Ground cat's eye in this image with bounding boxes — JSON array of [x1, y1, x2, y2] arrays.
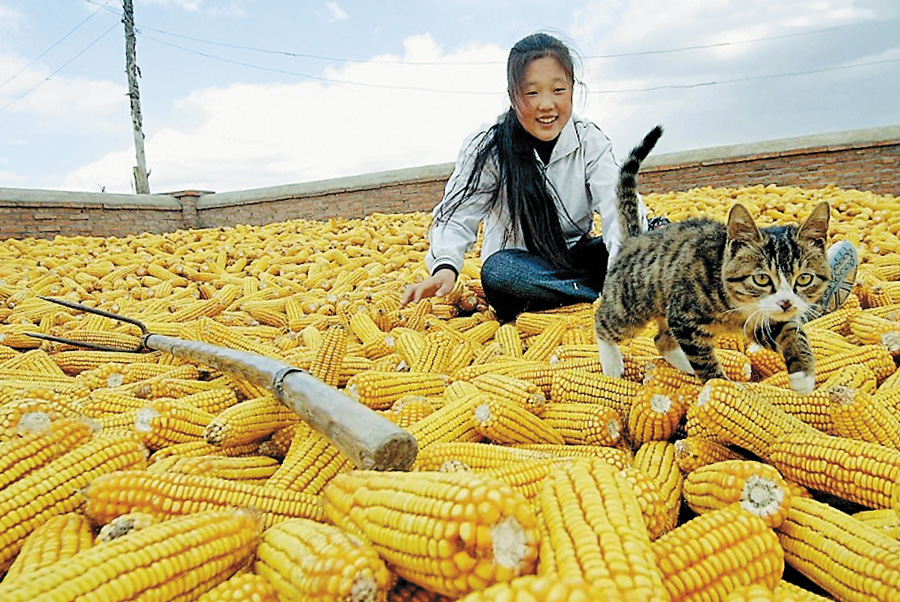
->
[[751, 273, 771, 287], [796, 273, 813, 286]]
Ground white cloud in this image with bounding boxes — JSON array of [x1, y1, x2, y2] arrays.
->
[[0, 55, 126, 123], [64, 34, 510, 193], [323, 2, 348, 22]]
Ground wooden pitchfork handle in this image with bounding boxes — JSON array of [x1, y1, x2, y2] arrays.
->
[[28, 297, 417, 471]]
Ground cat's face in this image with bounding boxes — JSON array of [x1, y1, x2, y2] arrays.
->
[[722, 202, 830, 324]]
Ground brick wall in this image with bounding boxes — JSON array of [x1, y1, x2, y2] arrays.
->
[[0, 125, 896, 240]]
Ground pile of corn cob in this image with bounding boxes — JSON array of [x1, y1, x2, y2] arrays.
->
[[0, 184, 899, 601]]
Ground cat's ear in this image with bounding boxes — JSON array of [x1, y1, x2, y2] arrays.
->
[[798, 202, 830, 248], [726, 203, 762, 246]]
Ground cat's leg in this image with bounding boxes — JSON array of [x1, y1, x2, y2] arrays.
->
[[668, 320, 726, 382], [596, 339, 625, 378], [755, 322, 815, 394], [653, 320, 695, 374], [593, 302, 637, 379]]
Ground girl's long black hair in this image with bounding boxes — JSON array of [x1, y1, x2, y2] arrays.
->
[[434, 33, 584, 270]]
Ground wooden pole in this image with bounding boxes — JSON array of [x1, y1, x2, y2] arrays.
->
[[123, 0, 150, 194]]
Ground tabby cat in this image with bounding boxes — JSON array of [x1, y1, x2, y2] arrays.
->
[[594, 125, 831, 394]]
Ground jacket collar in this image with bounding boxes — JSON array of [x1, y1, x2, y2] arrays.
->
[[548, 115, 579, 164]]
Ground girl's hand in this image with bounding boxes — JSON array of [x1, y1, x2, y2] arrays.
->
[[400, 269, 456, 307]]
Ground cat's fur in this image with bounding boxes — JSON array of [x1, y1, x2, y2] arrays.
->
[[594, 125, 831, 394]]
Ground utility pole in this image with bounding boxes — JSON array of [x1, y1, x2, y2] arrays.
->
[[123, 0, 150, 194]]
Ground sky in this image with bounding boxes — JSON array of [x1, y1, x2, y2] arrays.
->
[[0, 1, 898, 195]]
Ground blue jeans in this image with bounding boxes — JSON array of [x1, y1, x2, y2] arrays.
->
[[480, 236, 608, 322]]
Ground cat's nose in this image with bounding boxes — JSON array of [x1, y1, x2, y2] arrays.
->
[[777, 299, 793, 311]]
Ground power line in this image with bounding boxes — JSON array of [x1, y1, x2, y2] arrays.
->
[[81, 0, 878, 66], [0, 21, 120, 113], [142, 32, 899, 96], [0, 1, 112, 90], [138, 19, 875, 65], [585, 58, 900, 94]]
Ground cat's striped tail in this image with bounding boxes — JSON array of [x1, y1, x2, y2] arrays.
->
[[617, 125, 663, 238]]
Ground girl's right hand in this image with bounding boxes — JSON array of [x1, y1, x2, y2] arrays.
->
[[400, 269, 456, 307]]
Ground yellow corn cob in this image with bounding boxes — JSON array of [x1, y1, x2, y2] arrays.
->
[[81, 389, 149, 417], [803, 304, 858, 334], [769, 431, 900, 509], [539, 402, 622, 446], [773, 581, 833, 602], [323, 469, 539, 597], [521, 318, 568, 362], [349, 311, 395, 359], [642, 359, 703, 390], [627, 381, 684, 446], [512, 442, 635, 469], [149, 439, 260, 463], [266, 427, 352, 494], [94, 511, 161, 543], [135, 397, 215, 450], [849, 310, 900, 354], [652, 505, 783, 601], [822, 362, 878, 394], [472, 373, 547, 415], [346, 370, 448, 410], [687, 379, 817, 460], [829, 384, 900, 448], [413, 441, 558, 471], [193, 316, 285, 360], [403, 391, 485, 450], [494, 323, 524, 357], [549, 368, 642, 417], [195, 572, 279, 602], [472, 395, 565, 445], [2, 349, 73, 376], [778, 497, 900, 602], [385, 394, 436, 428], [255, 517, 393, 602], [502, 359, 599, 397], [3, 513, 94, 582], [764, 344, 896, 388], [43, 328, 142, 353], [85, 469, 322, 528], [256, 422, 299, 458], [394, 329, 426, 365], [683, 459, 793, 527], [51, 349, 163, 375], [743, 383, 834, 434], [175, 386, 239, 414], [0, 432, 147, 571], [0, 416, 95, 490], [204, 395, 300, 447], [851, 508, 900, 540], [309, 324, 348, 387], [633, 440, 684, 534], [452, 357, 539, 382], [674, 436, 748, 473], [409, 330, 453, 373], [148, 454, 280, 483], [620, 465, 668, 541], [0, 510, 260, 602], [454, 575, 629, 602], [537, 458, 667, 600]]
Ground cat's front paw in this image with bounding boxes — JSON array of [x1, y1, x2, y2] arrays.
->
[[789, 371, 815, 395], [597, 340, 624, 378]]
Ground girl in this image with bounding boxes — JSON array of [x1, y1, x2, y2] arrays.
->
[[401, 32, 641, 322], [401, 32, 857, 323]]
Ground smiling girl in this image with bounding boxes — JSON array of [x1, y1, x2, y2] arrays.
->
[[401, 32, 651, 321]]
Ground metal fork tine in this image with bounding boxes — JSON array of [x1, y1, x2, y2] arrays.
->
[[24, 331, 144, 353], [38, 296, 149, 336]]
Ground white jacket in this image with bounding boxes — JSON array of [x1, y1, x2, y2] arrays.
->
[[426, 114, 648, 275]]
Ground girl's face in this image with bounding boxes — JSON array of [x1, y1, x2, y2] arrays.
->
[[512, 56, 573, 142]]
